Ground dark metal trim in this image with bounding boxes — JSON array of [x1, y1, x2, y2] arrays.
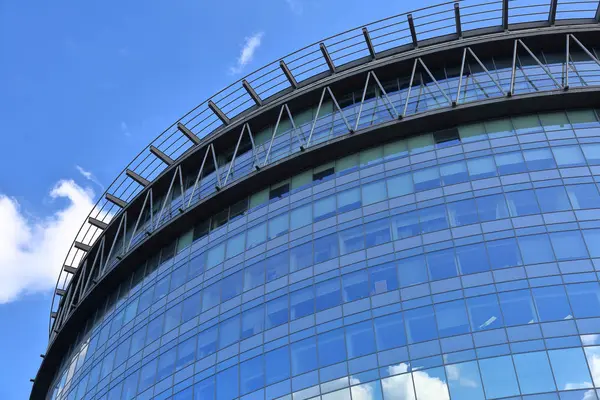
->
[[280, 60, 298, 89], [549, 0, 558, 25], [320, 43, 336, 73], [242, 79, 263, 106], [150, 145, 174, 166], [105, 193, 127, 208], [408, 14, 418, 47], [125, 169, 150, 187], [454, 3, 462, 38], [88, 217, 108, 230], [363, 27, 376, 59], [177, 122, 201, 145], [502, 0, 509, 30], [63, 265, 77, 275], [73, 242, 91, 252], [208, 100, 230, 125]]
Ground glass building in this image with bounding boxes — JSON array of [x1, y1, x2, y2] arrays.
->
[[32, 1, 600, 399]]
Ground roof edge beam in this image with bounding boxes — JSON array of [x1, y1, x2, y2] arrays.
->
[[63, 265, 77, 274], [454, 3, 462, 38], [74, 241, 91, 252], [320, 43, 336, 73], [150, 145, 174, 166], [106, 193, 127, 208], [502, 0, 509, 30], [177, 122, 201, 145], [408, 14, 418, 47], [362, 27, 376, 59], [549, 0, 558, 25], [126, 169, 150, 187], [242, 79, 263, 106], [208, 100, 230, 125], [88, 217, 108, 230], [280, 60, 298, 89]]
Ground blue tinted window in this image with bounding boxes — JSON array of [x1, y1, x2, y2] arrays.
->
[[266, 251, 289, 282], [364, 218, 391, 247], [216, 365, 238, 400], [398, 255, 428, 287], [291, 337, 317, 375], [536, 186, 572, 212], [435, 300, 470, 337], [226, 233, 245, 259], [495, 152, 526, 175], [176, 337, 196, 371], [369, 262, 398, 294], [532, 286, 573, 322], [316, 278, 341, 311], [244, 260, 264, 291], [413, 166, 440, 191], [202, 282, 220, 312], [339, 226, 365, 255], [342, 269, 369, 302], [314, 234, 339, 263], [506, 190, 540, 216], [387, 174, 414, 198], [290, 242, 313, 272], [219, 315, 240, 349], [240, 355, 264, 395], [467, 156, 497, 179], [498, 289, 538, 326], [518, 234, 555, 264], [583, 229, 600, 258], [447, 199, 478, 227], [317, 328, 346, 367], [374, 312, 406, 350], [478, 356, 519, 399], [246, 222, 266, 249], [291, 286, 314, 320], [242, 305, 264, 339], [268, 213, 289, 240], [391, 211, 420, 239], [197, 325, 218, 358], [440, 161, 469, 185], [456, 243, 490, 274], [566, 283, 600, 318], [553, 145, 586, 167], [566, 184, 600, 209], [476, 194, 509, 222], [337, 187, 362, 212], [266, 295, 288, 328], [346, 320, 376, 358], [291, 204, 312, 229], [524, 147, 556, 171], [548, 348, 593, 391], [446, 361, 485, 400], [221, 271, 243, 301], [265, 346, 290, 385], [487, 237, 522, 269], [427, 248, 458, 281], [419, 205, 448, 233], [138, 357, 158, 393], [405, 306, 438, 343], [582, 143, 600, 165], [362, 180, 387, 205], [466, 294, 503, 330], [181, 292, 201, 323], [314, 196, 336, 221], [157, 347, 176, 381], [550, 230, 588, 260]]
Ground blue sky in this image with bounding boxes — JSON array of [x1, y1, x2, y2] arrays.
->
[[0, 0, 433, 398]]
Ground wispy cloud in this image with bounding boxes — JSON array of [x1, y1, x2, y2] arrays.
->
[[285, 0, 303, 15], [120, 121, 131, 136], [76, 165, 104, 191], [229, 32, 264, 75], [0, 181, 96, 303]]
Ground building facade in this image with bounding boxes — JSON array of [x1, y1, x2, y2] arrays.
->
[[32, 1, 600, 399]]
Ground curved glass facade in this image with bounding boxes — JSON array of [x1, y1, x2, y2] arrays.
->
[[50, 109, 600, 400]]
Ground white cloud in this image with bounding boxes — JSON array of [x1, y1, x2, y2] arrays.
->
[[0, 180, 95, 303], [120, 121, 131, 136], [229, 32, 264, 75], [285, 0, 304, 15], [76, 165, 104, 191]]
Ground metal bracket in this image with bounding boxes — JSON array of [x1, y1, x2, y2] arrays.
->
[[126, 169, 150, 187], [208, 100, 230, 125], [454, 3, 462, 38], [177, 122, 201, 145], [320, 43, 336, 73], [280, 60, 298, 89], [362, 27, 376, 59], [243, 79, 262, 106], [150, 145, 174, 166], [408, 14, 418, 47]]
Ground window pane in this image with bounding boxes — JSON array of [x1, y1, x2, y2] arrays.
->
[[387, 174, 414, 198], [440, 161, 469, 185], [487, 237, 523, 269], [290, 242, 313, 272], [435, 300, 469, 337], [318, 328, 346, 367], [446, 361, 485, 400], [291, 337, 317, 375], [370, 262, 398, 294], [364, 218, 391, 248], [362, 180, 387, 205], [391, 211, 420, 239], [243, 261, 264, 291], [337, 187, 361, 213], [291, 204, 312, 230], [342, 269, 369, 302], [221, 271, 242, 301], [265, 346, 290, 385], [266, 250, 289, 282], [419, 205, 448, 233], [374, 312, 406, 351], [316, 278, 341, 311], [532, 285, 572, 322], [197, 326, 217, 358], [476, 194, 509, 222], [549, 230, 588, 261], [582, 143, 600, 165], [458, 123, 487, 142], [339, 226, 365, 255], [513, 352, 556, 395], [226, 233, 245, 259], [518, 234, 555, 264], [498, 289, 538, 326], [291, 286, 314, 320], [413, 167, 441, 191], [553, 145, 586, 167], [240, 355, 264, 395], [495, 152, 526, 175], [218, 315, 240, 349], [266, 295, 288, 328], [314, 196, 336, 221], [535, 186, 572, 213], [566, 283, 600, 318], [583, 229, 600, 258], [405, 306, 438, 343], [268, 213, 289, 240], [566, 184, 600, 209], [216, 365, 238, 400], [478, 356, 520, 399], [382, 372, 414, 400], [242, 305, 264, 339], [524, 147, 556, 171], [506, 190, 540, 216], [206, 243, 225, 269], [467, 156, 497, 179], [346, 320, 376, 358], [447, 199, 478, 227], [456, 243, 490, 275], [548, 348, 593, 391], [314, 234, 339, 263], [466, 294, 503, 331], [513, 114, 542, 134], [414, 367, 450, 400], [398, 255, 428, 287], [427, 248, 458, 281]]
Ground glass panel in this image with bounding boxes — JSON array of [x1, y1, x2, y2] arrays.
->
[[291, 204, 312, 230], [447, 199, 478, 227], [226, 233, 245, 259], [291, 337, 317, 375], [374, 312, 406, 351], [290, 242, 313, 272], [392, 210, 420, 239], [342, 269, 369, 302], [216, 365, 238, 400], [206, 243, 225, 269], [506, 190, 540, 216], [467, 156, 497, 179], [553, 145, 586, 167], [243, 261, 264, 291], [582, 143, 600, 164], [405, 306, 438, 344], [266, 295, 288, 328], [478, 356, 520, 398], [242, 305, 264, 339], [290, 286, 314, 320], [240, 355, 264, 395], [536, 186, 572, 213], [549, 230, 588, 261], [548, 348, 593, 390], [370, 262, 398, 294], [363, 180, 387, 205], [513, 351, 556, 394], [440, 161, 469, 185], [435, 300, 470, 337], [265, 346, 290, 385], [518, 234, 555, 264], [387, 174, 414, 198], [532, 285, 573, 322], [268, 213, 289, 240], [318, 328, 347, 367], [413, 167, 441, 191], [458, 123, 487, 142], [583, 229, 600, 258], [398, 255, 428, 287], [314, 234, 339, 263], [414, 367, 450, 400], [566, 283, 600, 318], [338, 187, 361, 213], [339, 226, 365, 255], [487, 237, 523, 270], [495, 152, 526, 175], [314, 195, 336, 221], [524, 147, 557, 171], [567, 184, 600, 209], [419, 205, 448, 233], [456, 243, 490, 275], [446, 361, 485, 400], [266, 250, 289, 282], [427, 248, 458, 281], [476, 194, 509, 222], [498, 289, 538, 326], [346, 320, 376, 358], [365, 218, 391, 248], [316, 278, 341, 312]]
